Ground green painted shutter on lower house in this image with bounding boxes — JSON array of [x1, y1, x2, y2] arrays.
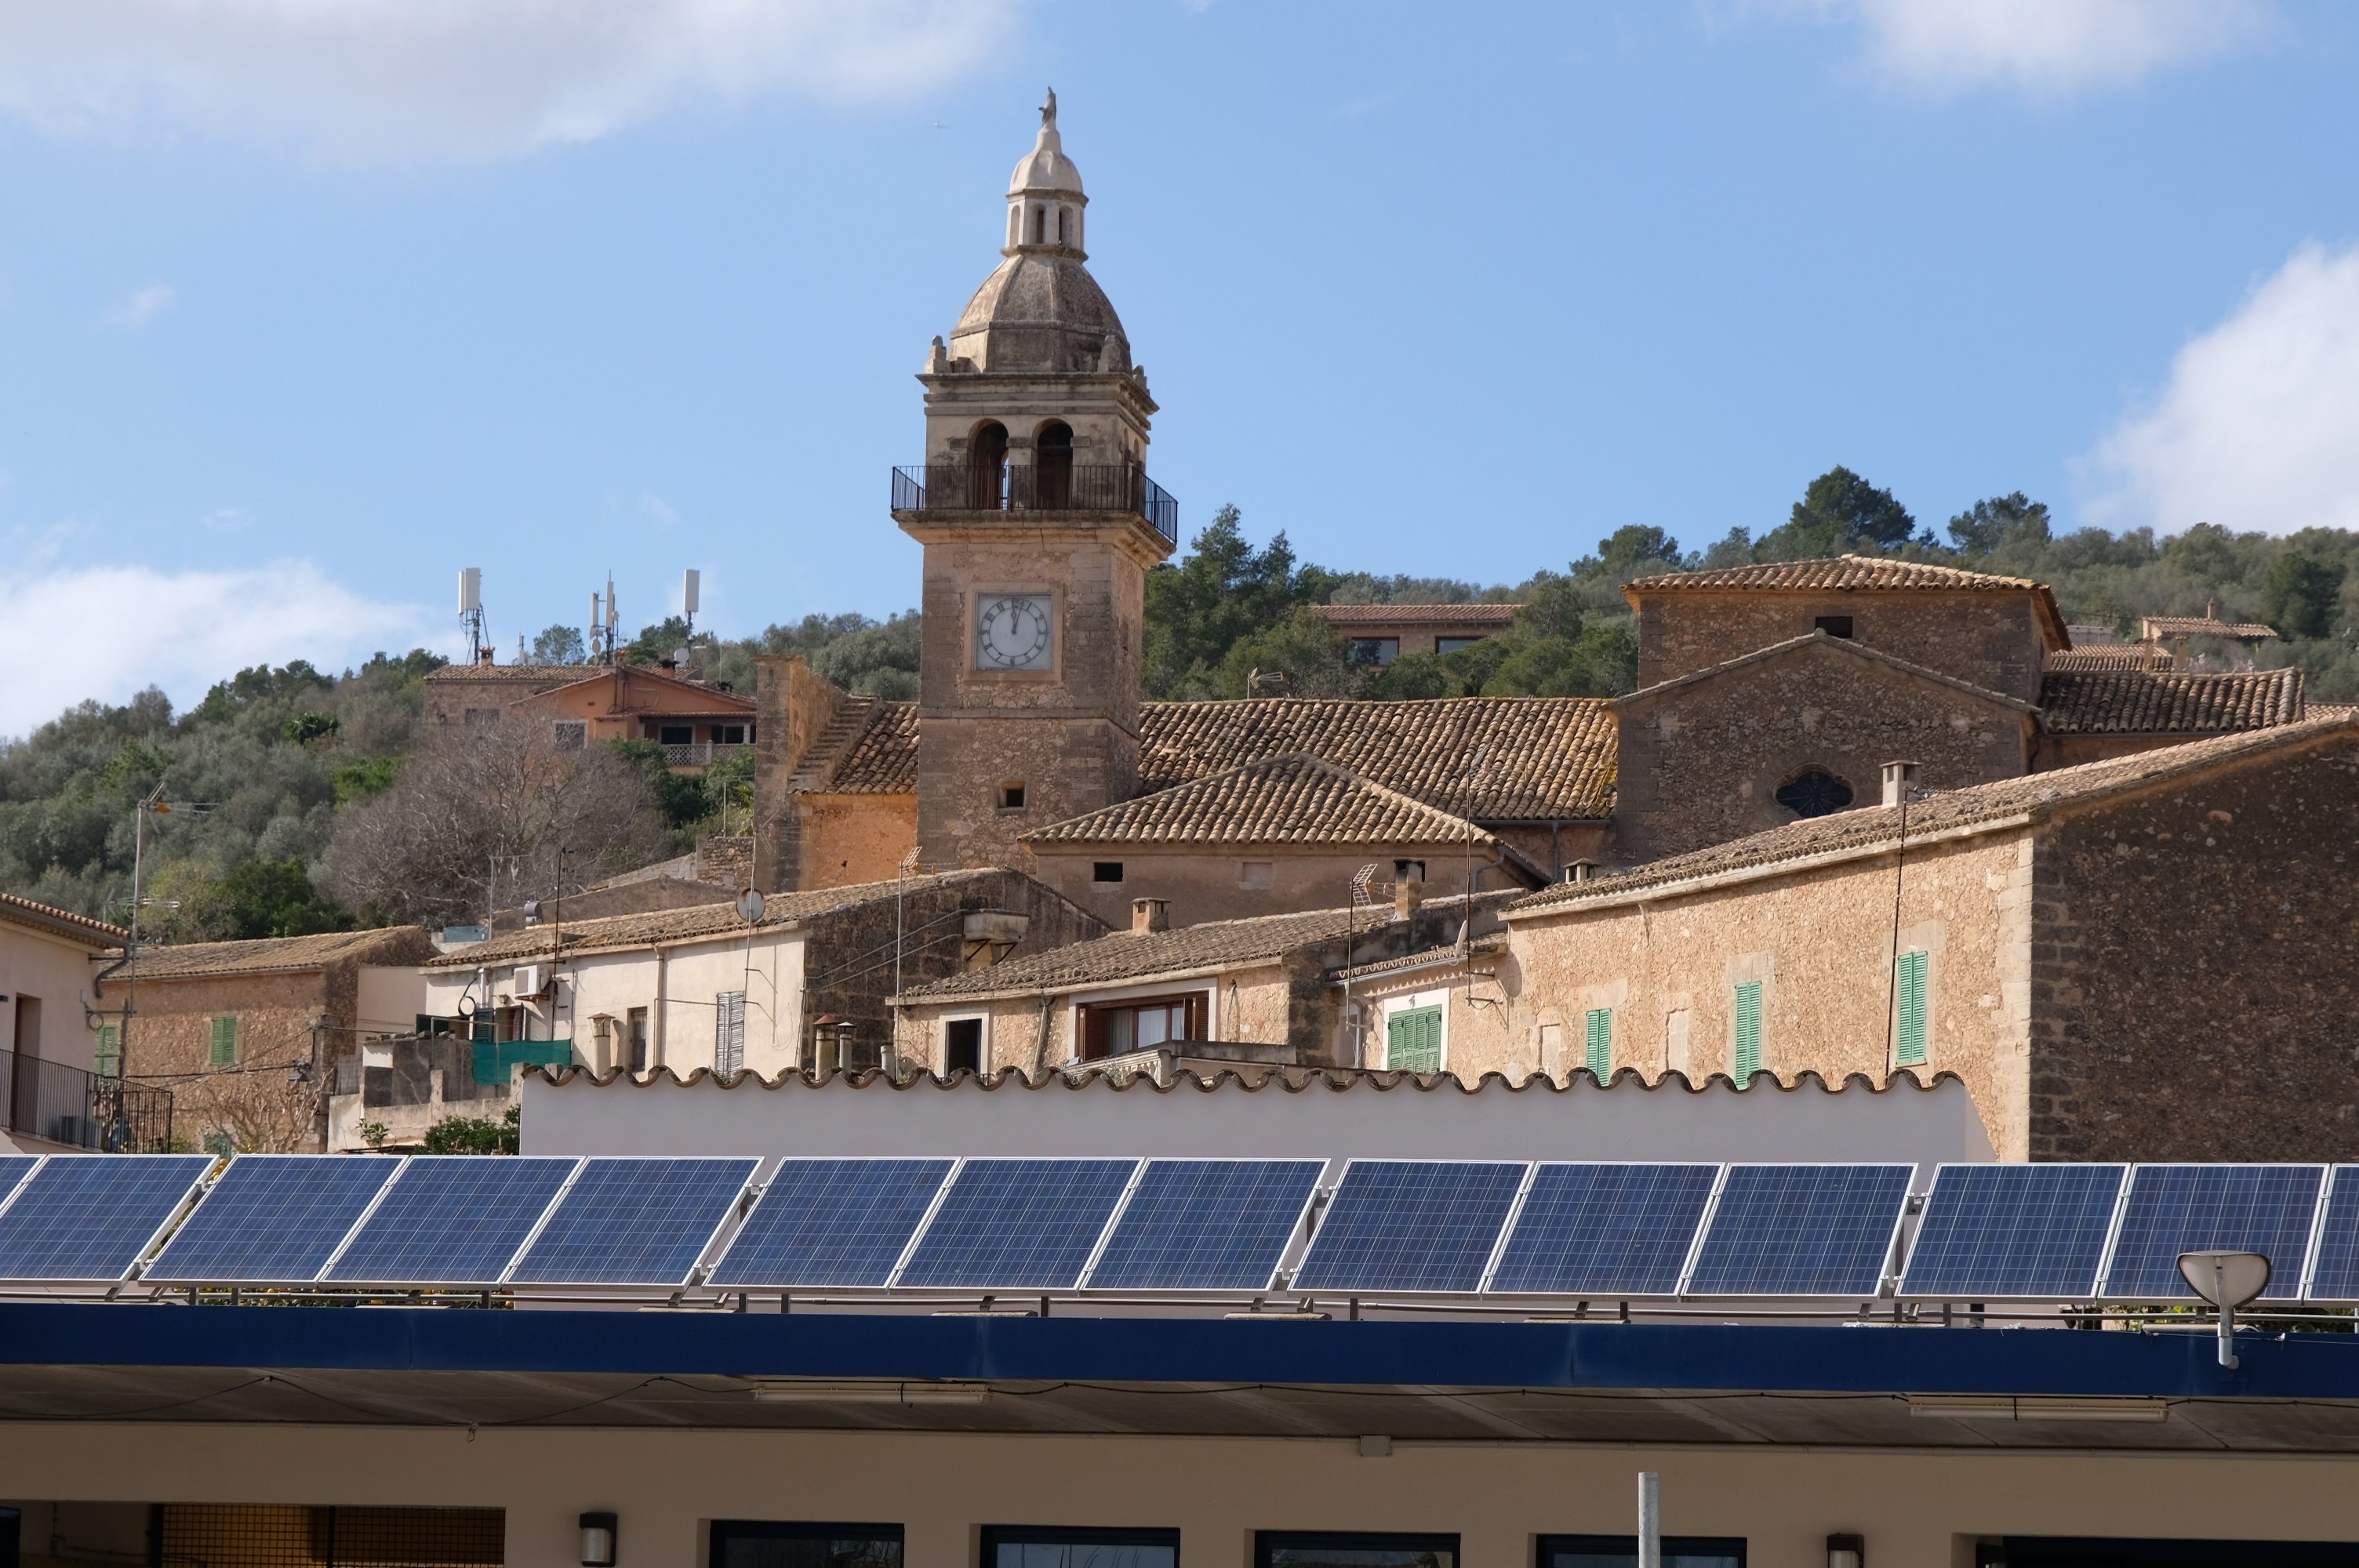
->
[[94, 1024, 120, 1080], [1896, 949, 1930, 1067], [207, 1015, 238, 1070], [1583, 1007, 1613, 1081], [1387, 1005, 1444, 1073], [1732, 982, 1763, 1086]]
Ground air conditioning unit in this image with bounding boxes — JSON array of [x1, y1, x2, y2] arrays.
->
[[511, 964, 550, 999]]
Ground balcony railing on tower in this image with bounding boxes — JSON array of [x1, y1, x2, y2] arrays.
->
[[892, 463, 1179, 544]]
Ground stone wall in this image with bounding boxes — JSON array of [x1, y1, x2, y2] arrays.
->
[[1028, 840, 1532, 931], [2026, 728, 2359, 1160], [1613, 637, 2033, 862], [800, 795, 920, 890], [751, 655, 849, 894], [128, 967, 337, 1152], [1634, 590, 2051, 704]]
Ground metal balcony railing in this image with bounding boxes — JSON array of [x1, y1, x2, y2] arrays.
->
[[661, 741, 754, 768], [892, 463, 1179, 543], [0, 1046, 175, 1152]]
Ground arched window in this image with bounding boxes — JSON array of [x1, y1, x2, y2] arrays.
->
[[1034, 421, 1074, 509], [1774, 768, 1856, 819], [1057, 206, 1069, 244], [968, 422, 1009, 510], [1031, 206, 1045, 244]]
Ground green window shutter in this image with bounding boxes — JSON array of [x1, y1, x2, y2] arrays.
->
[[1732, 982, 1763, 1087], [94, 1024, 121, 1080], [1583, 1007, 1614, 1081], [1387, 1005, 1443, 1073], [1896, 949, 1930, 1067], [208, 1015, 238, 1070]]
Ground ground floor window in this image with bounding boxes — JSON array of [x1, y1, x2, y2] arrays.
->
[[1258, 1533, 1458, 1568], [709, 1520, 903, 1568], [985, 1525, 1181, 1568], [1540, 1536, 1745, 1568], [156, 1504, 503, 1567]]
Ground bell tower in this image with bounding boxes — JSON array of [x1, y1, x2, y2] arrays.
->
[[894, 91, 1177, 870]]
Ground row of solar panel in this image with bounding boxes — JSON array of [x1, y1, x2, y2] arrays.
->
[[0, 1154, 2353, 1301]]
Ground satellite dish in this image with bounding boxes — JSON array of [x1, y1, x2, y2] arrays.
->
[[735, 888, 766, 924]]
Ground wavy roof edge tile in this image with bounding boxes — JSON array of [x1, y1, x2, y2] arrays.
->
[[529, 1062, 1970, 1096]]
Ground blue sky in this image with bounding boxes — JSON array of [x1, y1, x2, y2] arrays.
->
[[4, 0, 2359, 734]]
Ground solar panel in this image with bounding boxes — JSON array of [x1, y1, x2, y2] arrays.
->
[[507, 1156, 759, 1286], [894, 1158, 1138, 1290], [1683, 1164, 1913, 1298], [0, 1154, 214, 1282], [146, 1156, 402, 1283], [322, 1156, 583, 1285], [2303, 1167, 2359, 1302], [708, 1157, 955, 1289], [0, 1156, 38, 1209], [1485, 1163, 1719, 1297], [2100, 1163, 2321, 1301], [1082, 1158, 1325, 1291], [1899, 1163, 2127, 1300], [1291, 1160, 1529, 1294]]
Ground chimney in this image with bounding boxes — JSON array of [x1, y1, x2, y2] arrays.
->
[[1881, 760, 1920, 809], [1565, 860, 1599, 884], [1130, 898, 1169, 935], [1393, 869, 1424, 921]]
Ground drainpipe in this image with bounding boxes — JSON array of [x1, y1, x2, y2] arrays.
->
[[652, 947, 669, 1072]]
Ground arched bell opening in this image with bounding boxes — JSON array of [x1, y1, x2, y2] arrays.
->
[[1034, 421, 1074, 509], [967, 422, 1009, 510]]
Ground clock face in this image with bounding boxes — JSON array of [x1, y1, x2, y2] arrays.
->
[[975, 593, 1055, 670]]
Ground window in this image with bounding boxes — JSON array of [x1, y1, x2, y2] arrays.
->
[[999, 782, 1027, 810], [1539, 1535, 1745, 1568], [1896, 949, 1930, 1066], [715, 992, 747, 1075], [1259, 1533, 1457, 1568], [1387, 1004, 1444, 1073], [1031, 205, 1045, 243], [1583, 1007, 1613, 1080], [943, 1017, 983, 1075], [94, 1023, 120, 1079], [709, 1522, 903, 1568], [1435, 636, 1483, 655], [1732, 980, 1763, 1085], [208, 1014, 238, 1070], [718, 724, 747, 744], [659, 724, 694, 746], [1346, 637, 1401, 667], [551, 720, 587, 750], [1774, 768, 1855, 818], [627, 1007, 649, 1073], [1814, 615, 1855, 640], [1092, 862, 1125, 884], [1240, 860, 1274, 889], [1078, 993, 1207, 1059], [463, 707, 500, 727], [987, 1526, 1179, 1568]]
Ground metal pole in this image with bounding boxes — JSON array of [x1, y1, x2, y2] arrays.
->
[[1637, 1472, 1661, 1568]]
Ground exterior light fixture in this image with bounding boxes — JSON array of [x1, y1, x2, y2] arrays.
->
[[2179, 1250, 2270, 1370], [1827, 1534, 1864, 1568], [579, 1512, 616, 1567]]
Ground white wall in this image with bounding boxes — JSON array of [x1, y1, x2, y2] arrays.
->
[[0, 922, 104, 1072], [354, 965, 428, 1038]]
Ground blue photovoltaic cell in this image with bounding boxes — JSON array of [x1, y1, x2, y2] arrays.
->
[[709, 1158, 955, 1288], [323, 1156, 582, 1284], [147, 1156, 401, 1283], [1899, 1164, 2127, 1299], [2304, 1167, 2359, 1302], [1084, 1159, 1325, 1291], [2101, 1163, 2321, 1301], [507, 1156, 759, 1286], [1291, 1160, 1528, 1294], [1684, 1164, 1913, 1297], [0, 1154, 213, 1281], [1486, 1163, 1719, 1297], [895, 1158, 1137, 1290], [0, 1156, 37, 1208]]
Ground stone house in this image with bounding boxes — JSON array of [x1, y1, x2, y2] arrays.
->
[[504, 664, 756, 773], [0, 891, 129, 1152], [1307, 601, 1520, 663], [892, 888, 1518, 1079], [109, 927, 437, 1152], [1502, 713, 2359, 1163], [418, 661, 580, 730]]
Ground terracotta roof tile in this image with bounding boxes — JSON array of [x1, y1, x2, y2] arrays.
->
[[2143, 615, 2278, 640], [818, 701, 919, 793], [1513, 713, 2359, 914], [2038, 669, 2303, 734], [1623, 554, 2070, 648], [1307, 604, 1521, 626], [0, 891, 126, 948], [421, 664, 581, 684], [118, 926, 436, 979], [2046, 646, 2167, 672], [1023, 753, 1500, 848]]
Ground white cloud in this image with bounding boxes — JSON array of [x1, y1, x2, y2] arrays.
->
[[2084, 244, 2359, 537], [1777, 0, 2272, 94], [0, 0, 1013, 162], [107, 282, 176, 328], [0, 557, 434, 737]]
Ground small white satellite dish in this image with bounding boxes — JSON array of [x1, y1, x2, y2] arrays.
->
[[2179, 1250, 2270, 1369], [735, 888, 766, 925]]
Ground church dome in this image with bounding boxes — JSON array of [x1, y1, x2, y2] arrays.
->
[[949, 252, 1128, 375]]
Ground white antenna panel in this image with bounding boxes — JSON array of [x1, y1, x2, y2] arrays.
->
[[682, 568, 701, 616], [458, 567, 482, 614]]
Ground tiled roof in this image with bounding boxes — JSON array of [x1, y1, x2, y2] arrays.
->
[[425, 869, 1009, 967], [899, 892, 1514, 1004], [118, 926, 436, 979], [2314, 703, 2359, 721], [421, 664, 581, 684], [1308, 604, 1521, 626], [820, 701, 920, 793], [0, 890, 125, 948], [1023, 753, 1499, 848], [2047, 645, 2165, 672], [1513, 713, 2359, 915], [520, 666, 754, 716], [2144, 615, 2277, 640], [1331, 935, 1507, 982], [1623, 554, 2070, 648], [1139, 698, 1617, 820], [2038, 669, 2303, 734]]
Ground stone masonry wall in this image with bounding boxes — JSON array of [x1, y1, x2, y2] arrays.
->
[[801, 795, 920, 890], [129, 967, 338, 1152], [1634, 591, 2050, 705], [1028, 841, 1531, 931], [2026, 731, 2359, 1160]]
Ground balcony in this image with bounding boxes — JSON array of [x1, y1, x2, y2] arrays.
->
[[662, 740, 754, 768], [1, 1046, 175, 1152], [892, 463, 1179, 543]]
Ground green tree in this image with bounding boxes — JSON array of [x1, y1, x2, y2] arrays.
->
[[532, 624, 586, 665], [2264, 553, 2349, 641], [216, 858, 352, 939], [281, 712, 340, 746], [1947, 492, 2051, 557], [1574, 525, 1684, 580], [422, 1104, 520, 1154], [1757, 466, 1917, 560], [627, 615, 693, 666], [1143, 506, 1332, 697]]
